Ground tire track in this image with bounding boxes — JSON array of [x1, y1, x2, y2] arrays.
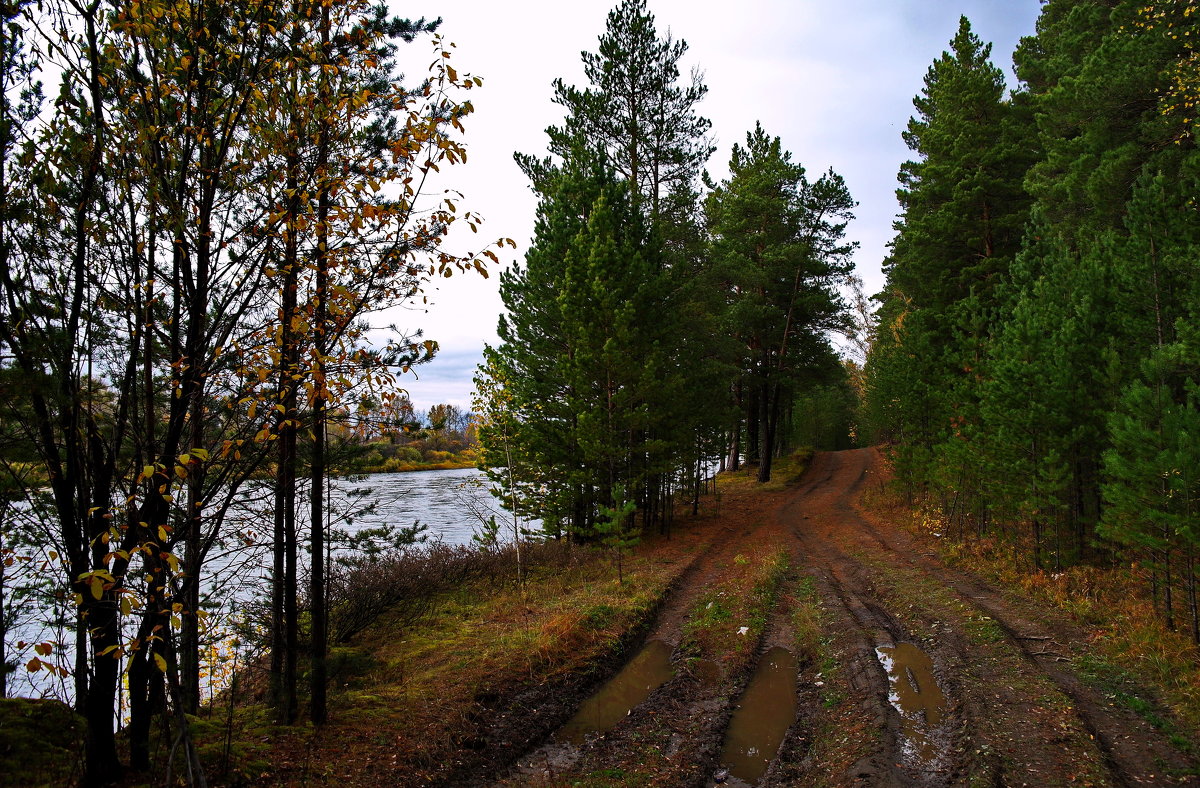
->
[[782, 451, 961, 786], [862, 515, 1199, 786], [493, 494, 778, 786], [807, 448, 1200, 787]]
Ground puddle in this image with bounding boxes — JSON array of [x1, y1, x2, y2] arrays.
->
[[875, 642, 948, 765], [557, 639, 674, 744], [693, 658, 721, 686], [720, 646, 798, 785]]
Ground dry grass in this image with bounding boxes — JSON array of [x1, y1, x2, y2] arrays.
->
[[182, 457, 816, 786], [187, 506, 725, 785], [310, 544, 679, 782]]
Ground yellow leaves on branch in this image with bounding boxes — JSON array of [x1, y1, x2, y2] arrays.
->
[[23, 640, 69, 678], [77, 569, 117, 601]]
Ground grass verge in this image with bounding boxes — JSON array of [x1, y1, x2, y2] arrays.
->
[[183, 539, 685, 786]]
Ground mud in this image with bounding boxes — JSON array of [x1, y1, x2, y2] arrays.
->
[[473, 449, 1200, 787], [875, 641, 947, 767], [557, 639, 675, 744]]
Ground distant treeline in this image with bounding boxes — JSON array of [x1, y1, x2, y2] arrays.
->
[[354, 402, 479, 472]]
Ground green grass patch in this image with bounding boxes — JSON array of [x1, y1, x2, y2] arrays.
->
[[1076, 653, 1199, 761], [716, 449, 814, 494], [791, 574, 824, 663], [682, 546, 789, 668]]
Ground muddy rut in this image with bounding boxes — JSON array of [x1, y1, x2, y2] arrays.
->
[[489, 449, 1200, 786]]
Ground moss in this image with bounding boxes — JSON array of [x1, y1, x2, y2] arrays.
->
[[327, 647, 379, 688], [0, 698, 85, 788]]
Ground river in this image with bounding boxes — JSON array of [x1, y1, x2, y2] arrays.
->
[[3, 468, 520, 703], [333, 466, 516, 547]]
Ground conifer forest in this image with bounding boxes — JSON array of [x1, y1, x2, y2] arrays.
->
[[3, 0, 1200, 786]]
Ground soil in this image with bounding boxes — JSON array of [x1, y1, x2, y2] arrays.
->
[[471, 449, 1200, 787]]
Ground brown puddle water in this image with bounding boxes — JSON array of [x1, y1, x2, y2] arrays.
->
[[557, 639, 675, 744], [719, 646, 798, 785], [874, 642, 947, 765], [693, 658, 722, 687]]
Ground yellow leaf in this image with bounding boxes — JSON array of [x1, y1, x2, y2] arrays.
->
[[153, 653, 167, 673], [89, 577, 104, 600], [120, 595, 132, 616]]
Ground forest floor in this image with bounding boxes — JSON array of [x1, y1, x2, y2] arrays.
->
[[179, 448, 1200, 787]]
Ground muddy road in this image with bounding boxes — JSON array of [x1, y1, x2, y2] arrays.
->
[[490, 448, 1200, 787]]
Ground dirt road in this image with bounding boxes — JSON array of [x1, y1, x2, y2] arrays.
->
[[492, 449, 1200, 786], [783, 449, 1200, 786]]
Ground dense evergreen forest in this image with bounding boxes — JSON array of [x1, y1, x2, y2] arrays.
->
[[3, 0, 1200, 783], [864, 2, 1200, 640]]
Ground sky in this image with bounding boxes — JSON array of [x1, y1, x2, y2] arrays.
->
[[387, 0, 1044, 414]]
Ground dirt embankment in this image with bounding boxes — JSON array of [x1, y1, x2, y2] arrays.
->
[[487, 449, 1200, 787]]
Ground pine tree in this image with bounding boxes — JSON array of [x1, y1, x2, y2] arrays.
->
[[705, 124, 854, 482], [494, 0, 719, 532], [1014, 0, 1186, 247], [480, 156, 671, 538], [517, 0, 712, 225], [868, 16, 1032, 509], [1100, 155, 1200, 633]]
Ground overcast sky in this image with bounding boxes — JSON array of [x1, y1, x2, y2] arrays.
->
[[387, 0, 1044, 414]]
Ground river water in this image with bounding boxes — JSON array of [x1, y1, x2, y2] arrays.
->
[[4, 468, 517, 702], [333, 467, 514, 546]]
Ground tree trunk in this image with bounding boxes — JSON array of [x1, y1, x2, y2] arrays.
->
[[757, 381, 780, 484], [272, 147, 301, 725], [746, 384, 760, 466], [310, 26, 331, 722]]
